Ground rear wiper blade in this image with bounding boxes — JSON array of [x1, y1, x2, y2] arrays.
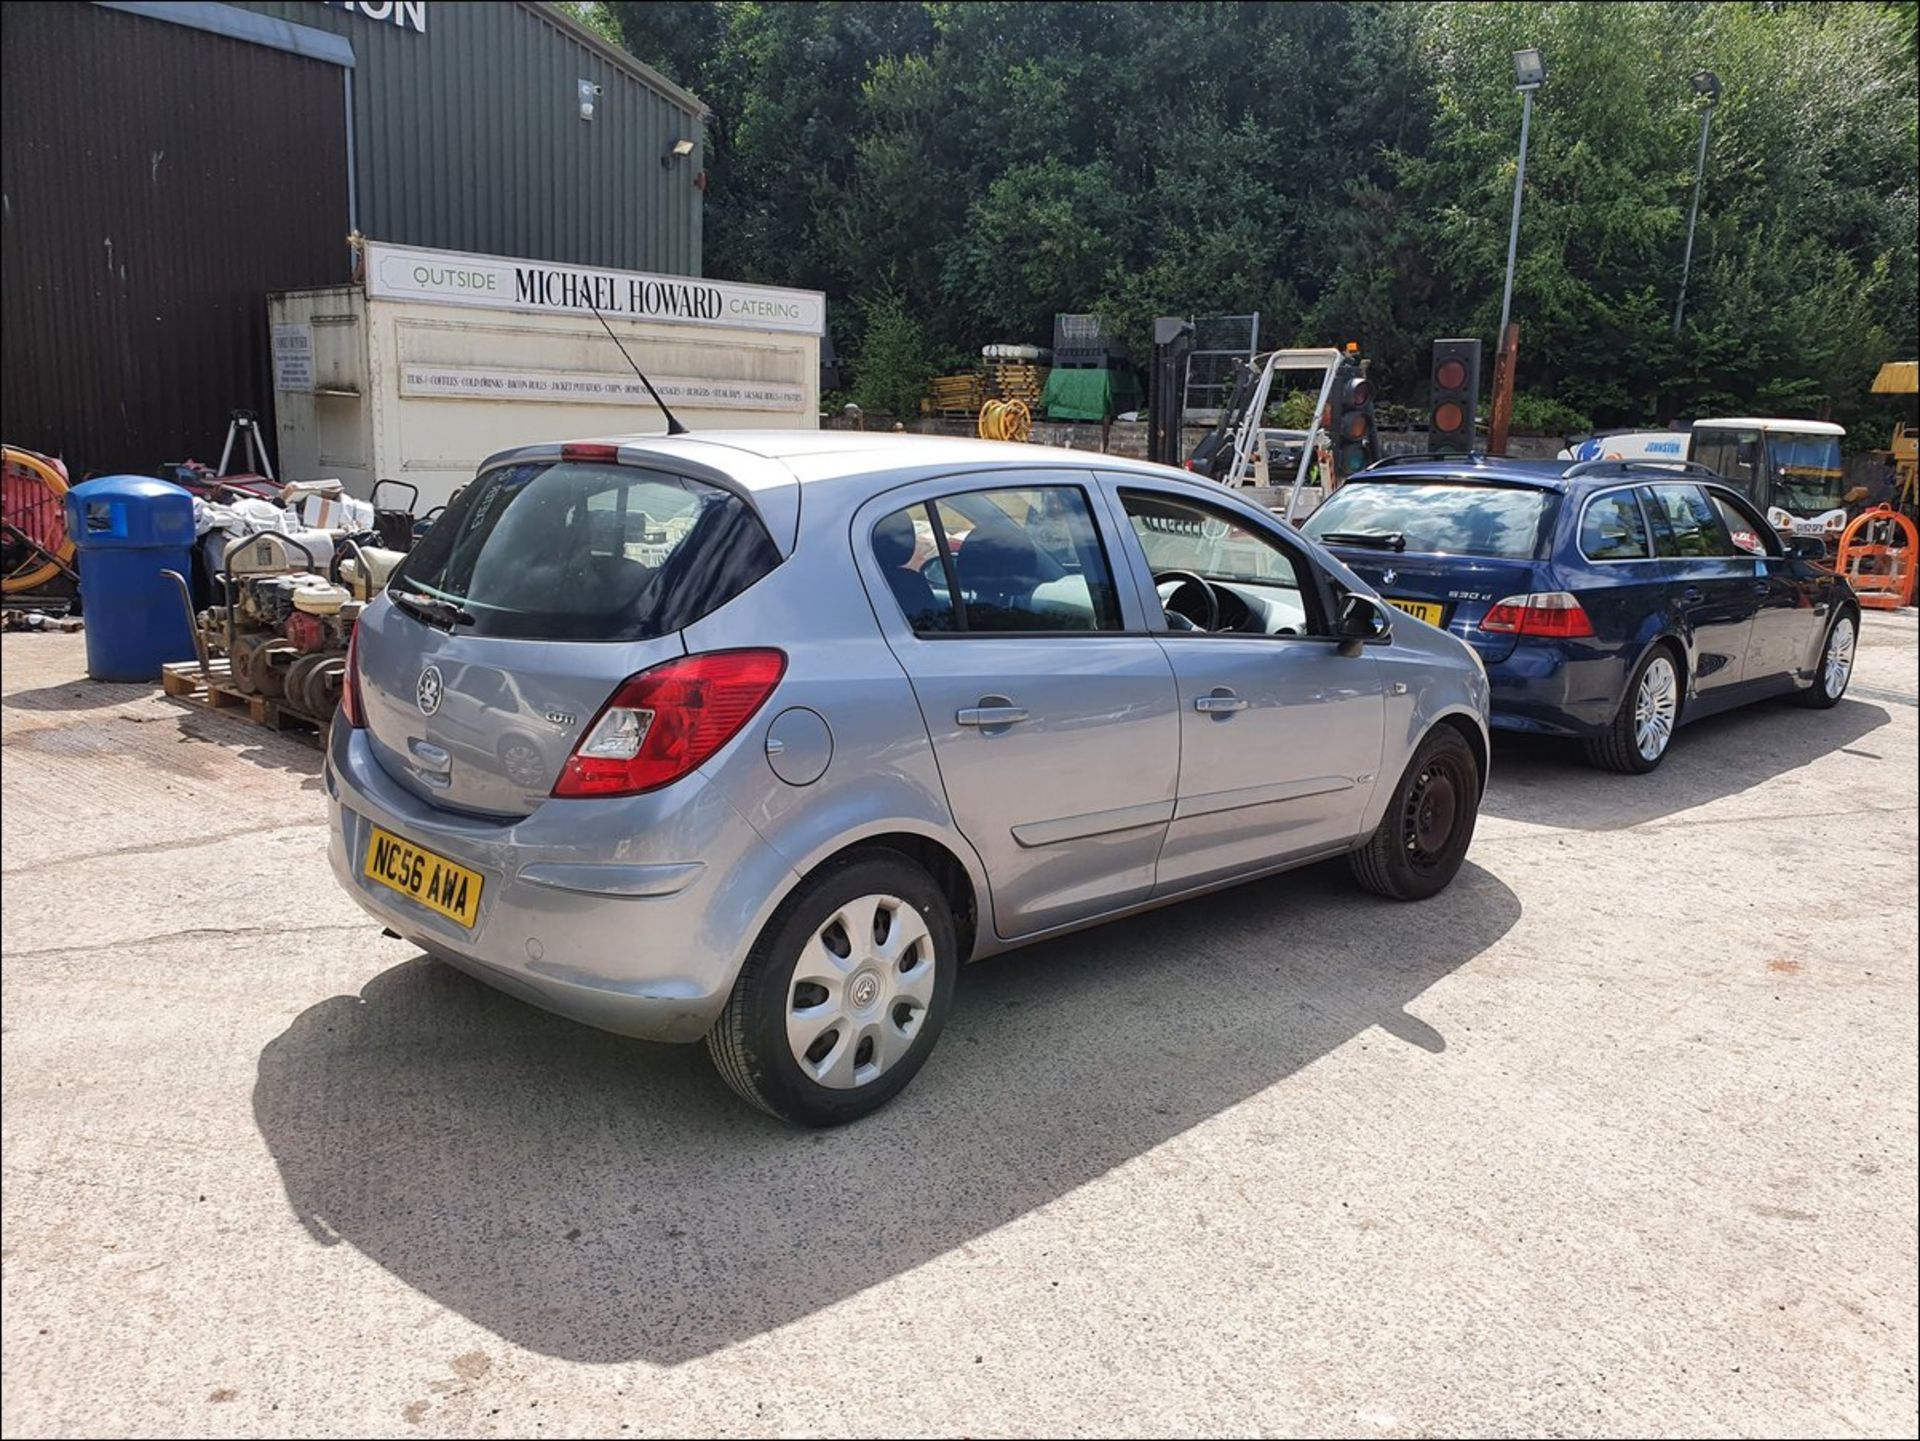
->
[[1318, 530, 1407, 552], [392, 588, 476, 629]]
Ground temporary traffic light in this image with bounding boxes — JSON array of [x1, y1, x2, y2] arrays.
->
[[1430, 338, 1482, 453], [1333, 351, 1378, 478]]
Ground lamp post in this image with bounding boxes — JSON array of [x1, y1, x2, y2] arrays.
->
[[1489, 47, 1545, 455], [1497, 47, 1547, 343], [1673, 69, 1722, 335]]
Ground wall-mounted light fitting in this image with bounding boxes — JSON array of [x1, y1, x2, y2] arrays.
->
[[578, 78, 602, 122], [661, 137, 696, 168]]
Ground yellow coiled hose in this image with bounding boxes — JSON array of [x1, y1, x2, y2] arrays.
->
[[976, 398, 1032, 443]]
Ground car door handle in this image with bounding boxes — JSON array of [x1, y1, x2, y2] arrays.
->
[[1752, 581, 1770, 595], [1678, 587, 1705, 605], [956, 705, 1029, 727], [1194, 693, 1249, 714]]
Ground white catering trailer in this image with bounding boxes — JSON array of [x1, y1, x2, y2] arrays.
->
[[269, 241, 825, 510]]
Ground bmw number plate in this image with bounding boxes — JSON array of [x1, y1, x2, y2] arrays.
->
[[1387, 598, 1445, 626]]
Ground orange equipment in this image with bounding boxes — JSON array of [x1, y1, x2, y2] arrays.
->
[[1833, 504, 1917, 610], [3, 445, 77, 594]]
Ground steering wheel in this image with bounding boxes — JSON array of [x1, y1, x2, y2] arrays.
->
[[1154, 569, 1219, 632]]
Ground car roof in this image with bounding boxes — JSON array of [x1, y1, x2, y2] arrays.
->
[[478, 428, 1187, 485], [1342, 454, 1746, 496], [472, 429, 1199, 557]]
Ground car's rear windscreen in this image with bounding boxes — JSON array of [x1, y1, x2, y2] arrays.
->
[[391, 460, 780, 640], [1303, 480, 1550, 560]]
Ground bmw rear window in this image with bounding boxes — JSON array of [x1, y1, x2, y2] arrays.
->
[[391, 461, 779, 640], [1303, 480, 1550, 560]]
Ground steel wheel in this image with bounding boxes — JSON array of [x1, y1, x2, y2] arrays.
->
[[785, 893, 936, 1090], [1824, 617, 1855, 698], [1401, 751, 1467, 874], [1633, 654, 1678, 762]]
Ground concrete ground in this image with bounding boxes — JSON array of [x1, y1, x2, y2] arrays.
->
[[2, 617, 1915, 1439]]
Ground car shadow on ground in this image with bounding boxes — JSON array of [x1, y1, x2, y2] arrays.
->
[[1482, 695, 1897, 831], [253, 860, 1519, 1364]]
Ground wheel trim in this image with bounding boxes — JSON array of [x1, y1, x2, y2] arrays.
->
[[786, 893, 935, 1089], [1825, 619, 1855, 697], [1401, 755, 1467, 872], [1634, 656, 1678, 761]]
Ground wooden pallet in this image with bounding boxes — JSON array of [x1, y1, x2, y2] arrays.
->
[[160, 659, 332, 744], [927, 372, 987, 417], [985, 361, 1049, 405]]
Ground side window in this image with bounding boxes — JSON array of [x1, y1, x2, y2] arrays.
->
[[1691, 428, 1763, 500], [1579, 491, 1651, 560], [1645, 484, 1737, 559], [1119, 488, 1322, 637], [1710, 493, 1775, 557], [873, 486, 1121, 634]]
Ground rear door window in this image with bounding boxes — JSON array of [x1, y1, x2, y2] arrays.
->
[[393, 460, 779, 640], [1579, 490, 1652, 560], [874, 485, 1121, 633], [1643, 484, 1737, 559], [1301, 481, 1548, 559]]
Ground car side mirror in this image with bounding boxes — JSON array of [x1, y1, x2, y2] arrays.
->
[[1783, 534, 1828, 561], [1336, 593, 1392, 656]]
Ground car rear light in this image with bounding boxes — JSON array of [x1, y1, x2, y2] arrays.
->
[[552, 649, 787, 798], [561, 443, 621, 464], [340, 622, 367, 728], [1481, 591, 1597, 639]]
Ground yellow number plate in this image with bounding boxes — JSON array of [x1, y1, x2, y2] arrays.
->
[[363, 825, 483, 928], [1387, 598, 1445, 626]]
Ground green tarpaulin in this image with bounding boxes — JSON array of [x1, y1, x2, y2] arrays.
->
[[1041, 367, 1141, 421]]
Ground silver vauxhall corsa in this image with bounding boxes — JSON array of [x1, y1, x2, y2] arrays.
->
[[326, 432, 1491, 1124]]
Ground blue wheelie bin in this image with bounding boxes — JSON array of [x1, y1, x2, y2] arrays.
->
[[63, 476, 199, 682]]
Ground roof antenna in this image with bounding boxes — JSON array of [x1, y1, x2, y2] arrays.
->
[[585, 294, 687, 435]]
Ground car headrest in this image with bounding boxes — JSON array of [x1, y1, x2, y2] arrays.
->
[[873, 511, 918, 568], [954, 508, 1066, 591]]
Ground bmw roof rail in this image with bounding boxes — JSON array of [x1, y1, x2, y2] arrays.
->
[[1360, 451, 1490, 470], [1561, 457, 1721, 480]]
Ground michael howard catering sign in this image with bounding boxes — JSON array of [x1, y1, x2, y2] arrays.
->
[[362, 241, 825, 336]]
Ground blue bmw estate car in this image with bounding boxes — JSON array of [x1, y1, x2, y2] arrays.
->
[[1302, 457, 1861, 772]]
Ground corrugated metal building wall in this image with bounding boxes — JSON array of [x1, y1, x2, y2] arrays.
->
[[235, 0, 706, 275], [1, 0, 704, 476], [1, 2, 352, 476]]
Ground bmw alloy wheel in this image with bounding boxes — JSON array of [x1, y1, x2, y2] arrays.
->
[[1635, 655, 1678, 762], [1825, 617, 1856, 698], [786, 894, 936, 1089]]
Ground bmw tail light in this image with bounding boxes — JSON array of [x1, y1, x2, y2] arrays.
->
[[340, 622, 367, 728], [1481, 592, 1596, 639], [552, 649, 787, 798]]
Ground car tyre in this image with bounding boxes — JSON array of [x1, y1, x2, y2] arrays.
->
[[1348, 726, 1480, 901], [1796, 612, 1856, 709], [1583, 645, 1681, 774], [707, 851, 957, 1126]]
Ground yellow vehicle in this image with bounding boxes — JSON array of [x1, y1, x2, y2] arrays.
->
[[1871, 360, 1917, 511]]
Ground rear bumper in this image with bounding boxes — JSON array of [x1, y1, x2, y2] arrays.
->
[[324, 723, 799, 1043], [1485, 640, 1638, 739]]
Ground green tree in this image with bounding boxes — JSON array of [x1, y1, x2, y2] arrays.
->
[[598, 0, 1919, 439]]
